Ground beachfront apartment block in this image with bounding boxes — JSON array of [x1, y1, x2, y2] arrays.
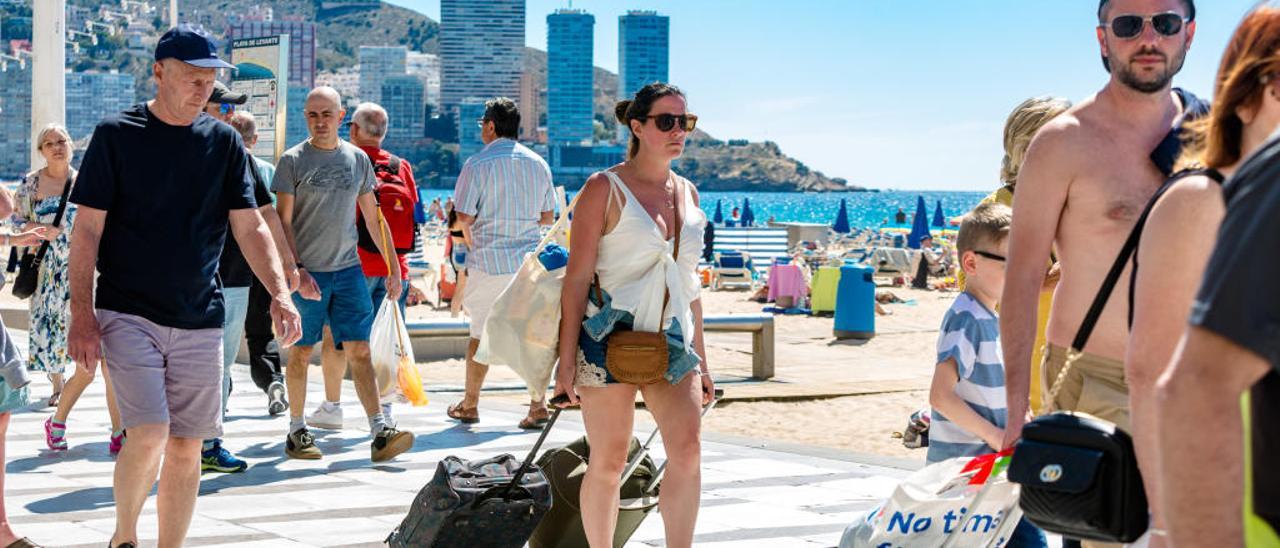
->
[[382, 74, 426, 153], [440, 0, 524, 115], [0, 67, 134, 180], [359, 45, 408, 105], [547, 8, 595, 146]]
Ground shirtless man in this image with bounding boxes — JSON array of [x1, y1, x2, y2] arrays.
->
[[1001, 0, 1199, 453]]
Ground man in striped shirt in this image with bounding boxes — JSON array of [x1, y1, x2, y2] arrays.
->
[[449, 97, 556, 429]]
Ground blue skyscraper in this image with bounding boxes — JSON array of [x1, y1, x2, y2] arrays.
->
[[457, 98, 488, 165], [0, 69, 136, 180], [547, 9, 594, 145], [618, 10, 669, 100], [382, 74, 425, 154], [286, 84, 310, 149]]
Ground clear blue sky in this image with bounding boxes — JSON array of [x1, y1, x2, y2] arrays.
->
[[387, 0, 1258, 191]]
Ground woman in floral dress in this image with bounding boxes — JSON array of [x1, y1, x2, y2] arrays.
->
[[15, 125, 123, 454]]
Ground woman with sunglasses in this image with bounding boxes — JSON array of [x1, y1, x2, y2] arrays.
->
[[1127, 4, 1280, 545], [554, 83, 711, 548]]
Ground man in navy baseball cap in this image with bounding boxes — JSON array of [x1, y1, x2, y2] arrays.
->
[[154, 24, 235, 69]]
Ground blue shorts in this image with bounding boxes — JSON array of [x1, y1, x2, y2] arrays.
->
[[293, 265, 374, 347]]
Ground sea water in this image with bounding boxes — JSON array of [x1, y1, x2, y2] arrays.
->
[[421, 189, 989, 232]]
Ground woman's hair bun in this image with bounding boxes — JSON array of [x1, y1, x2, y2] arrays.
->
[[614, 100, 632, 124]]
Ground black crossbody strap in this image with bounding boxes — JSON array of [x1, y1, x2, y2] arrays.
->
[[31, 177, 75, 265], [1071, 169, 1219, 351]]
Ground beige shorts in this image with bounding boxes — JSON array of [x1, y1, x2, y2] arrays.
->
[[463, 269, 514, 339], [1042, 343, 1131, 431]]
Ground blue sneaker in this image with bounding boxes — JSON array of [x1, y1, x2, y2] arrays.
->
[[200, 440, 247, 473]]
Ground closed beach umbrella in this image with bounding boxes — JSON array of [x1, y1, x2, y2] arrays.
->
[[832, 198, 851, 234], [908, 196, 930, 249], [932, 200, 945, 228], [713, 199, 724, 224], [741, 198, 755, 227]]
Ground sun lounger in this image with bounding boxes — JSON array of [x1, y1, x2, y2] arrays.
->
[[712, 251, 754, 290]]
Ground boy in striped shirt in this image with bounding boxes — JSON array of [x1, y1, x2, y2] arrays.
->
[[928, 202, 1013, 464]]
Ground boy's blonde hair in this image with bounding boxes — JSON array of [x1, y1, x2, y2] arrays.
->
[[956, 202, 1012, 255]]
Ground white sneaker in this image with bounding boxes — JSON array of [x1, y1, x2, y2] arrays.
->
[[307, 402, 343, 430]]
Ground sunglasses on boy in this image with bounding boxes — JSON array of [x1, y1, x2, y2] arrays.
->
[[637, 113, 698, 133], [974, 250, 1006, 263], [1102, 13, 1189, 40]]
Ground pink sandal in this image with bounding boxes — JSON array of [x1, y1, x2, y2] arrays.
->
[[43, 416, 67, 451]]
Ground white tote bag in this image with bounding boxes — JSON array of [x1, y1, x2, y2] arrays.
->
[[475, 193, 578, 400], [840, 451, 1024, 548]]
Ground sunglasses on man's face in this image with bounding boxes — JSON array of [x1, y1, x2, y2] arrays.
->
[[1103, 13, 1188, 40], [638, 113, 698, 133], [218, 103, 236, 115]]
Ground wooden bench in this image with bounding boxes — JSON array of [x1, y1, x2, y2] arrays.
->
[[405, 313, 776, 380]]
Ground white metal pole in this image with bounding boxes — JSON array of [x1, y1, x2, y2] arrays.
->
[[170, 0, 179, 27], [30, 0, 66, 171]]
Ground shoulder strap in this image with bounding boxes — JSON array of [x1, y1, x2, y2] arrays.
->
[[51, 177, 74, 228], [388, 154, 401, 175], [1074, 169, 1215, 351], [1124, 168, 1225, 329]]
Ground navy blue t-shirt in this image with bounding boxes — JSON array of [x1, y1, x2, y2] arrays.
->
[[71, 103, 258, 329]]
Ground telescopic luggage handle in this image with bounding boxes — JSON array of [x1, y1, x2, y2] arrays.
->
[[492, 403, 567, 503]]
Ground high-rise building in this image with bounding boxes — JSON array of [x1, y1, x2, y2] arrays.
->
[[358, 45, 407, 104], [316, 67, 360, 102], [518, 70, 543, 143], [65, 71, 136, 144], [285, 84, 310, 149], [457, 98, 488, 165], [227, 20, 317, 87], [618, 10, 669, 99], [547, 9, 594, 145], [382, 75, 425, 154], [0, 62, 31, 179], [406, 51, 441, 107], [440, 0, 524, 114], [0, 69, 137, 180]]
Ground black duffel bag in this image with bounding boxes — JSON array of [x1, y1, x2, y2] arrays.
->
[[386, 410, 559, 547]]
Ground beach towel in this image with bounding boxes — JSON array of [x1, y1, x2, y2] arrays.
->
[[839, 451, 1023, 548]]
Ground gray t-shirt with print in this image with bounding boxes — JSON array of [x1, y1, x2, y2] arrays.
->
[[272, 140, 375, 273]]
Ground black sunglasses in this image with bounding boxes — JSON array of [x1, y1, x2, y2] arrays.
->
[[637, 113, 698, 133], [1103, 13, 1188, 40], [974, 250, 1006, 263]]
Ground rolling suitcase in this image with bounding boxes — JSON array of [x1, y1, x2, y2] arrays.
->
[[529, 389, 724, 548], [386, 406, 565, 547]]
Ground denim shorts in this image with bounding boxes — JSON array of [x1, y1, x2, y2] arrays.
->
[[574, 288, 701, 387], [293, 265, 374, 347]]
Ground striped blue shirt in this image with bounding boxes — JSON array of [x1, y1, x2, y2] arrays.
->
[[927, 292, 1008, 464], [454, 139, 556, 275]]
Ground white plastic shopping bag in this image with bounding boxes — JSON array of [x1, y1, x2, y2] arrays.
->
[[370, 299, 415, 402], [475, 193, 578, 401], [840, 451, 1023, 548]]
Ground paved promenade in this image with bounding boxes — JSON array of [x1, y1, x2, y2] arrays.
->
[[2, 330, 926, 547]]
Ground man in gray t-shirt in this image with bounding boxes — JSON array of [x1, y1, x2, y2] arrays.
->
[[273, 86, 414, 463]]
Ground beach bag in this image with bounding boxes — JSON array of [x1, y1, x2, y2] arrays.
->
[[599, 177, 684, 386], [475, 192, 579, 401], [839, 451, 1023, 548], [13, 177, 72, 300]]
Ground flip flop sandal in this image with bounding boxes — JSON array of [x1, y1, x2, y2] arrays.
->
[[446, 403, 479, 424], [518, 414, 549, 430]]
